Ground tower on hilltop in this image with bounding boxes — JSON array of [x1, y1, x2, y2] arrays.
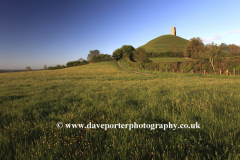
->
[[171, 27, 176, 36]]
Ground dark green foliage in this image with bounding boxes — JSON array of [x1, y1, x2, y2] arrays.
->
[[48, 64, 66, 70], [184, 37, 204, 58], [66, 60, 89, 68], [81, 60, 89, 65], [87, 50, 100, 61], [228, 52, 240, 57], [26, 66, 31, 71], [124, 55, 240, 74], [133, 48, 152, 63], [112, 48, 123, 61], [121, 45, 135, 60], [91, 54, 113, 63], [56, 65, 61, 69], [219, 51, 228, 57], [219, 43, 229, 53]]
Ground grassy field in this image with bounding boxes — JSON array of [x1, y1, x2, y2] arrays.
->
[[137, 35, 189, 53], [1, 61, 240, 159], [149, 57, 193, 63]]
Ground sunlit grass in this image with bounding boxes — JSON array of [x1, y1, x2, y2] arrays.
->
[[138, 35, 189, 53], [0, 61, 240, 159]]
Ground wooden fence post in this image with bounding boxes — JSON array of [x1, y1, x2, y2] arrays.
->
[[220, 69, 222, 75], [155, 68, 156, 71], [223, 69, 231, 75], [182, 70, 183, 73], [173, 69, 174, 73], [204, 70, 205, 74], [166, 69, 168, 73], [234, 69, 235, 75]]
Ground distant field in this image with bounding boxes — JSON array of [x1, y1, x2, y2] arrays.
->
[[149, 57, 192, 62], [0, 61, 240, 159]]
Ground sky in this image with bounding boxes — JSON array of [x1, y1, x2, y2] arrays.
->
[[0, 0, 240, 70]]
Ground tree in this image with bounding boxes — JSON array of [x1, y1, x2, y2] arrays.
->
[[184, 37, 204, 58], [78, 58, 85, 62], [133, 48, 152, 63], [112, 48, 123, 61], [87, 50, 100, 61], [171, 44, 179, 53], [202, 42, 221, 70], [43, 65, 47, 70], [55, 65, 61, 69], [219, 43, 229, 53], [228, 44, 240, 53], [121, 45, 135, 60], [26, 66, 32, 71]]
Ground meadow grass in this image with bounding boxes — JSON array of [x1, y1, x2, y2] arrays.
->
[[0, 61, 240, 159], [149, 57, 192, 63]]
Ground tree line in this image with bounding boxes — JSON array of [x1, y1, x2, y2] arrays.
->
[[112, 38, 240, 73], [87, 50, 113, 62], [183, 37, 240, 70], [26, 40, 239, 72], [26, 50, 113, 71]]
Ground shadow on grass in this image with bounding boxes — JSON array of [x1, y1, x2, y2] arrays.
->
[[0, 95, 27, 104]]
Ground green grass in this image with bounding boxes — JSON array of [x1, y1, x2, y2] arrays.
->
[[137, 35, 189, 53], [1, 61, 240, 159], [149, 57, 192, 63]]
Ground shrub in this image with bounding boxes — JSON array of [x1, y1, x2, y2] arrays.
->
[[43, 65, 47, 70], [121, 45, 135, 60], [26, 66, 32, 71], [112, 48, 123, 61], [48, 66, 53, 70]]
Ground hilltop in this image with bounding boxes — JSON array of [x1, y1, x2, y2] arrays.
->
[[137, 34, 189, 54]]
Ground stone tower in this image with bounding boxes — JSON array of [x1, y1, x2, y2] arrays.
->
[[171, 27, 176, 36]]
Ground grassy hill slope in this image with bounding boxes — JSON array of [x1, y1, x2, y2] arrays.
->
[[0, 61, 240, 159], [138, 34, 189, 54]]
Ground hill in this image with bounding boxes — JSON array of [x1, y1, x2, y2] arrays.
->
[[137, 34, 189, 54]]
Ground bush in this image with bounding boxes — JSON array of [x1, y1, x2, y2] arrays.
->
[[26, 66, 32, 71], [133, 48, 152, 63], [184, 37, 204, 58], [66, 60, 89, 68], [121, 45, 135, 60], [112, 48, 123, 61], [48, 66, 53, 70], [43, 65, 47, 70]]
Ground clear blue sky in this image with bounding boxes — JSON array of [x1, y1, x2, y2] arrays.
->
[[0, 0, 239, 70]]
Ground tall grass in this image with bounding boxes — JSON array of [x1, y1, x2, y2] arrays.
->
[[0, 61, 239, 159]]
